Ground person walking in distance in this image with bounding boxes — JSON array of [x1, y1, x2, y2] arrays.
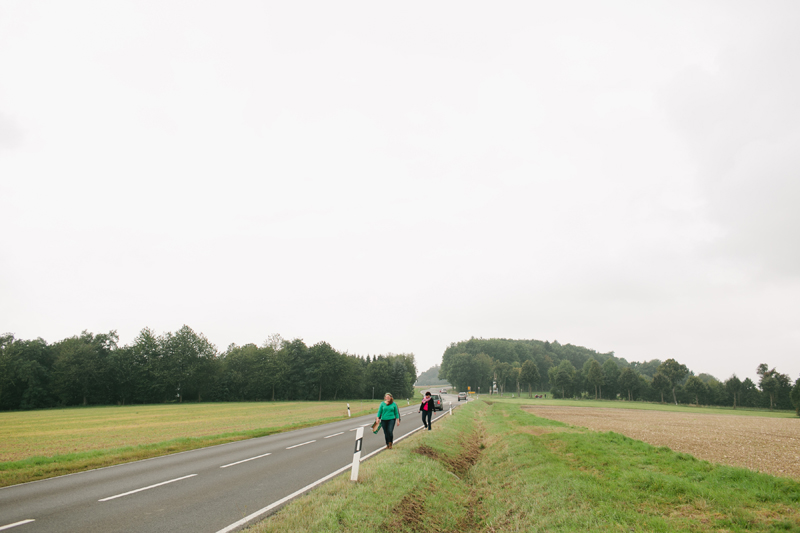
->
[[419, 391, 434, 431], [376, 393, 400, 449]]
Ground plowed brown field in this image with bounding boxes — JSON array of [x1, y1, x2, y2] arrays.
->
[[522, 406, 800, 479]]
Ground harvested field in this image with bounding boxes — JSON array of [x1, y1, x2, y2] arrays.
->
[[0, 402, 372, 463], [522, 405, 800, 479]]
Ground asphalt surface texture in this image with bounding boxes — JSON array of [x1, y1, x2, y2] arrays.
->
[[0, 394, 468, 533]]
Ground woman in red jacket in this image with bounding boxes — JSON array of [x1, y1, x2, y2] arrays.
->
[[419, 391, 434, 431]]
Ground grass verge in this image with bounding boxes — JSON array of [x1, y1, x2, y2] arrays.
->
[[247, 400, 800, 532], [0, 401, 374, 487]]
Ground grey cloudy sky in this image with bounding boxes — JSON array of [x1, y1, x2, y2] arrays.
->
[[2, 1, 799, 383]]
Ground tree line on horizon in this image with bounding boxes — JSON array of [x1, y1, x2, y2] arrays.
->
[[0, 326, 417, 411], [438, 337, 800, 414]]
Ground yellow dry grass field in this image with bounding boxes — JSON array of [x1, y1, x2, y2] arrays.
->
[[523, 405, 800, 479], [0, 401, 371, 462]]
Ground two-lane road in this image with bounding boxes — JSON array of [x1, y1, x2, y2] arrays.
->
[[0, 395, 467, 533]]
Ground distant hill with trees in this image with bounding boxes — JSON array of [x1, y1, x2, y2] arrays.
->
[[438, 337, 800, 414], [415, 365, 450, 386]]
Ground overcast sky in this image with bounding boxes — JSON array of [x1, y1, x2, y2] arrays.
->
[[2, 1, 799, 383]]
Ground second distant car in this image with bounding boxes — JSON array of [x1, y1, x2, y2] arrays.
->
[[430, 394, 444, 411], [458, 392, 467, 401]]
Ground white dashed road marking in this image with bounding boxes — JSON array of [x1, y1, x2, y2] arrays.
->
[[220, 453, 272, 469], [99, 474, 197, 502], [0, 520, 35, 531], [286, 440, 316, 450]]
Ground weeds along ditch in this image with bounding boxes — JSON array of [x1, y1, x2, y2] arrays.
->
[[250, 401, 800, 533]]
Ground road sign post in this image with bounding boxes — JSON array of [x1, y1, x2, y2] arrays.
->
[[350, 427, 364, 481]]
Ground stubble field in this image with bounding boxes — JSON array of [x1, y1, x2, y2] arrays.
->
[[522, 405, 800, 479]]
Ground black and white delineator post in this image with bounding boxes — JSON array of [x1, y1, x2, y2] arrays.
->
[[350, 427, 364, 481], [347, 403, 351, 417], [449, 401, 452, 416]]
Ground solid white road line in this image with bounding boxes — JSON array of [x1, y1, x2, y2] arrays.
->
[[214, 462, 352, 533], [215, 406, 461, 533], [324, 432, 344, 439], [98, 474, 197, 502], [286, 440, 315, 450], [220, 453, 272, 469], [0, 520, 35, 531]]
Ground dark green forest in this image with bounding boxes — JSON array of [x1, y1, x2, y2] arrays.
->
[[439, 337, 800, 414], [0, 327, 417, 410]]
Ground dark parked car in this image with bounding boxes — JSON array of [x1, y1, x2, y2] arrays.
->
[[458, 392, 467, 401], [430, 394, 444, 411]]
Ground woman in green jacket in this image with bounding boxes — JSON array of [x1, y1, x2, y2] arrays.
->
[[376, 393, 401, 449]]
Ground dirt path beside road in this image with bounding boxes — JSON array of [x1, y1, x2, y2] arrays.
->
[[522, 405, 800, 479]]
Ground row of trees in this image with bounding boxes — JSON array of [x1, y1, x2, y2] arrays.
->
[[0, 327, 417, 410], [439, 337, 800, 414], [439, 337, 622, 396]]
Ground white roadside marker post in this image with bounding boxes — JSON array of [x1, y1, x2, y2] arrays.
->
[[449, 401, 452, 416], [350, 427, 364, 481], [347, 403, 351, 417]]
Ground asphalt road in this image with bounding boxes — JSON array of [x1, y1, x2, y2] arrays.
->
[[0, 394, 468, 533]]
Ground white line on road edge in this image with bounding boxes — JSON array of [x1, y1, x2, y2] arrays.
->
[[324, 432, 344, 439], [214, 463, 353, 533], [98, 474, 197, 502], [214, 405, 462, 533], [286, 440, 316, 449], [220, 453, 272, 468], [0, 520, 35, 531]]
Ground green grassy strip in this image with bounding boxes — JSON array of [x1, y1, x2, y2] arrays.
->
[[0, 410, 373, 488], [247, 401, 800, 532], [487, 396, 797, 418], [247, 400, 486, 532]]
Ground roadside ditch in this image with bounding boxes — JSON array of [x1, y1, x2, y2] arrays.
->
[[382, 416, 488, 533]]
